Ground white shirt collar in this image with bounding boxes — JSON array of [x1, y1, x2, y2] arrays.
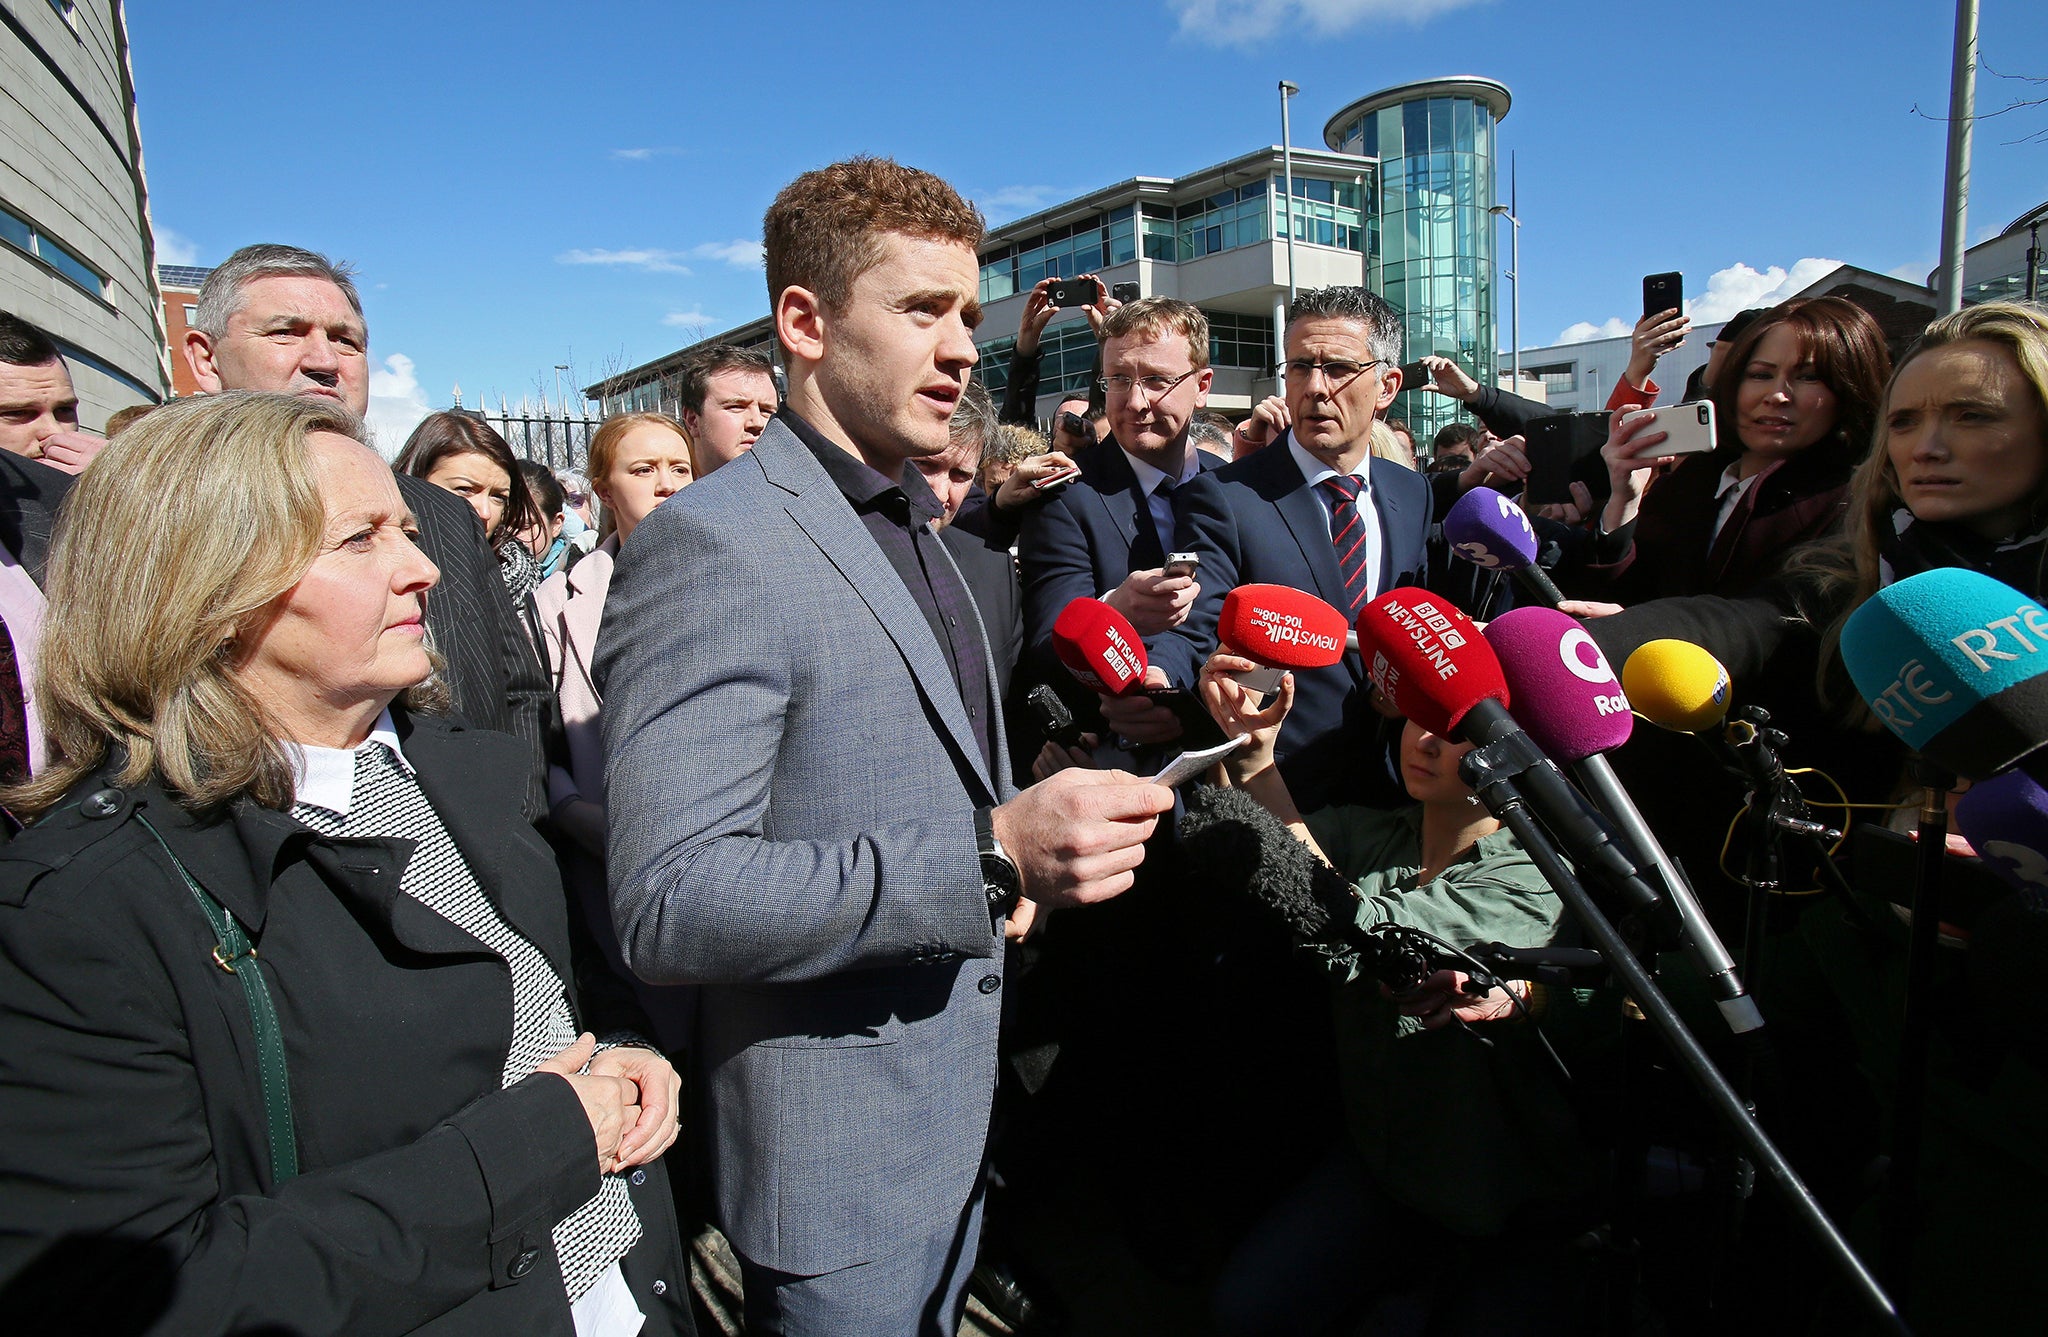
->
[[1286, 433, 1372, 496], [285, 708, 415, 818], [1713, 461, 1750, 501], [1121, 443, 1201, 497]]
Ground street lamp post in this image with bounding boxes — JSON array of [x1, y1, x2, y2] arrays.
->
[[553, 364, 570, 417], [1279, 79, 1299, 319], [1488, 203, 1521, 389]]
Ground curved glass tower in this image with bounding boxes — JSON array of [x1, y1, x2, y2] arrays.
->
[[1325, 77, 1509, 443]]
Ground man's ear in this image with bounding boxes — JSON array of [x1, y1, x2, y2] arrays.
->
[[776, 286, 827, 368], [184, 329, 224, 395], [1376, 368, 1403, 412], [1195, 367, 1215, 405]]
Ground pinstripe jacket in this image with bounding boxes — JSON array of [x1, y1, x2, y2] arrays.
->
[[396, 473, 552, 819]]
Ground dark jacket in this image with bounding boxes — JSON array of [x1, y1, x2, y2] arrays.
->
[[1173, 439, 1432, 812], [395, 474, 553, 818], [0, 712, 690, 1336], [0, 449, 69, 580], [1581, 441, 1858, 605]]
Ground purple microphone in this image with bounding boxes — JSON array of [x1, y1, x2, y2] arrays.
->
[[1957, 770, 2048, 896], [1442, 487, 1562, 607]]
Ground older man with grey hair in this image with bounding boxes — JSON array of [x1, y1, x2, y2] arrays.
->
[[183, 243, 552, 815], [1171, 284, 1430, 811]]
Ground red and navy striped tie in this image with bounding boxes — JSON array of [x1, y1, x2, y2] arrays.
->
[[1320, 474, 1371, 615]]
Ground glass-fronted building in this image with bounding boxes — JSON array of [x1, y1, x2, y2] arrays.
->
[[596, 80, 1513, 450], [1326, 77, 1510, 442], [970, 146, 1375, 418]]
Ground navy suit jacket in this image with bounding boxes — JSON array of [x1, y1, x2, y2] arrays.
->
[[1174, 438, 1430, 811], [1017, 441, 1223, 691]]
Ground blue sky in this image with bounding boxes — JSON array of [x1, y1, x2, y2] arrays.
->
[[127, 0, 2047, 444]]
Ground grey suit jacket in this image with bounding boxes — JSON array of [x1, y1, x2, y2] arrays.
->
[[596, 418, 1014, 1275]]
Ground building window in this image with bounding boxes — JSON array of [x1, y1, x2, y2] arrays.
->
[[976, 320, 1100, 404], [0, 200, 108, 301], [46, 0, 79, 33], [182, 304, 197, 325], [1203, 310, 1275, 370], [1274, 175, 1369, 253], [1528, 362, 1577, 396], [980, 213, 1121, 305], [1176, 182, 1270, 262]]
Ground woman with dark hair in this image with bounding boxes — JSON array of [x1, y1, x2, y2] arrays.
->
[[517, 459, 574, 579], [0, 393, 692, 1335], [395, 412, 546, 598], [1588, 295, 1892, 604]]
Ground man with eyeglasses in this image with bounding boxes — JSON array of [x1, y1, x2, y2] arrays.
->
[[1017, 297, 1226, 740], [1172, 285, 1430, 812]]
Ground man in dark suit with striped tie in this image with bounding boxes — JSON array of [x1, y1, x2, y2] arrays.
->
[[1173, 286, 1430, 813]]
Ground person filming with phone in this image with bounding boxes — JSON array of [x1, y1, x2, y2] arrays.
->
[[1583, 295, 1890, 605]]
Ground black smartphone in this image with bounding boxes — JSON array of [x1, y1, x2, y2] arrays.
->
[[1398, 359, 1433, 390], [1642, 271, 1683, 321], [1524, 412, 1609, 507], [1025, 684, 1086, 751], [1047, 277, 1099, 308], [1111, 281, 1140, 303]]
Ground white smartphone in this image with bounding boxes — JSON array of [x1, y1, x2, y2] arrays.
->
[[1624, 400, 1717, 456], [1164, 552, 1200, 579], [1152, 734, 1250, 788]]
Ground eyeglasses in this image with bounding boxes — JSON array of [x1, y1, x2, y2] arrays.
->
[[1277, 358, 1388, 390], [1096, 369, 1201, 399]]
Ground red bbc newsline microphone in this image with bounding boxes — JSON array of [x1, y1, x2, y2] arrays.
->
[[1219, 584, 1350, 692], [1051, 597, 1149, 696], [1350, 586, 1510, 739]]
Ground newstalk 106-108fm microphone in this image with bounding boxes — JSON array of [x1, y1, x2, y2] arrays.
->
[[1486, 609, 1762, 1032], [1441, 486, 1565, 607], [1841, 567, 2048, 780], [1218, 583, 1350, 693], [1051, 597, 1148, 696]]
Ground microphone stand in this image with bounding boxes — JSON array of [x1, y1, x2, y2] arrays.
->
[[1879, 756, 1954, 1309], [1460, 733, 1911, 1337]]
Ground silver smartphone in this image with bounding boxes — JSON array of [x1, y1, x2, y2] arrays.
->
[[1164, 552, 1200, 579], [1623, 401, 1717, 456]]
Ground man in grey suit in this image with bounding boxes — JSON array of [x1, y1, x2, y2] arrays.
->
[[597, 157, 1174, 1335]]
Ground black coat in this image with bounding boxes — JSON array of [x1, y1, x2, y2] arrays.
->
[[0, 712, 691, 1336], [0, 448, 69, 579]]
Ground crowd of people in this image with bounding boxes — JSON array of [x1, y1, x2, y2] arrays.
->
[[0, 152, 2043, 1337]]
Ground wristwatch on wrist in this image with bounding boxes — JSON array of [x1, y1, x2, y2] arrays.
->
[[974, 805, 1022, 928]]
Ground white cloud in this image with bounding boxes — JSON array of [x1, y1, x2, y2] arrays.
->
[[662, 308, 714, 329], [688, 240, 764, 270], [154, 226, 198, 267], [365, 353, 432, 459], [557, 247, 693, 275], [979, 185, 1062, 223], [1688, 258, 1843, 322], [1555, 317, 1633, 344], [1551, 257, 1848, 346], [1167, 0, 1487, 45], [610, 147, 682, 161]]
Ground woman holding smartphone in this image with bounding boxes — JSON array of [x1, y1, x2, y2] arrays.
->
[[1587, 296, 1890, 604]]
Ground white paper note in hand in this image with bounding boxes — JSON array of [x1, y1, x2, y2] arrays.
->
[[1152, 734, 1251, 789]]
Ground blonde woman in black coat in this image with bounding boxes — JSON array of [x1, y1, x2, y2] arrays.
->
[[0, 393, 693, 1336]]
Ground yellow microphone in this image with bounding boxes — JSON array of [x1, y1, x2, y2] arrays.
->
[[1622, 639, 1733, 734]]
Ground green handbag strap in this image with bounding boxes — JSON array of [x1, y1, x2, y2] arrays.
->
[[136, 812, 300, 1184]]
